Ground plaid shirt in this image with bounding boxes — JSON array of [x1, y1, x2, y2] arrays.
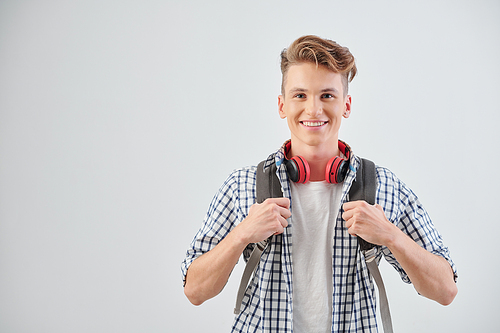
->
[[181, 142, 457, 332]]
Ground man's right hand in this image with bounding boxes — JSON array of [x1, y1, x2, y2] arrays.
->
[[235, 197, 291, 244], [184, 197, 291, 306]]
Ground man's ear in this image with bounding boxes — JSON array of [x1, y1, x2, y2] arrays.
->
[[343, 95, 352, 118], [278, 95, 286, 119]]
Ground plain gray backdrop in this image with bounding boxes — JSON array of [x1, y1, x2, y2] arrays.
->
[[1, 0, 499, 332]]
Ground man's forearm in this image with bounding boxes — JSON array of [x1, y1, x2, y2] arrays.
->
[[184, 198, 291, 305], [184, 225, 248, 306], [343, 201, 457, 305], [386, 230, 457, 305]]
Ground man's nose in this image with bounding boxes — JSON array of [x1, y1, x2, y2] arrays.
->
[[305, 97, 323, 117]]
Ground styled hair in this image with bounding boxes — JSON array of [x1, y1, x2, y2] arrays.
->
[[280, 35, 357, 96]]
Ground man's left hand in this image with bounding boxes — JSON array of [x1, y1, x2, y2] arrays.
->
[[342, 200, 399, 246]]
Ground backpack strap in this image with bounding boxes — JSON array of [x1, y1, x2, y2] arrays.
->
[[234, 161, 282, 315], [256, 160, 283, 203], [349, 158, 393, 333], [349, 158, 377, 251]]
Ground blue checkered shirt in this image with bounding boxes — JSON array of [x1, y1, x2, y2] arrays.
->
[[181, 142, 457, 332]]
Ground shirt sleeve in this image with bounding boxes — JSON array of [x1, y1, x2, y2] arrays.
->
[[376, 166, 458, 284], [180, 167, 257, 286]]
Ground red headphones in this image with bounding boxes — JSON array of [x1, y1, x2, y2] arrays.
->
[[283, 140, 351, 184]]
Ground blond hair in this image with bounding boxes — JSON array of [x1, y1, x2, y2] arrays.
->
[[280, 35, 357, 96]]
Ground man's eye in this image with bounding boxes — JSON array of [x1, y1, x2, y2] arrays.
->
[[322, 93, 333, 98], [294, 93, 306, 98]]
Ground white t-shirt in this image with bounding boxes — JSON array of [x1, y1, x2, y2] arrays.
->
[[290, 180, 343, 332]]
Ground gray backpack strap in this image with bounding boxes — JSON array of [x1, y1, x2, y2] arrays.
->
[[234, 161, 283, 315], [256, 160, 283, 203], [349, 158, 377, 251], [366, 255, 393, 333], [349, 158, 393, 333]]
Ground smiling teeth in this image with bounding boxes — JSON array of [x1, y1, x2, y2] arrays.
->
[[302, 121, 326, 127]]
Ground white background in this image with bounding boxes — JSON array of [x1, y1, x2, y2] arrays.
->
[[1, 1, 499, 332]]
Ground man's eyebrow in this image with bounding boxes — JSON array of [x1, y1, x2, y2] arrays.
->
[[286, 87, 341, 96], [288, 87, 308, 93], [288, 87, 340, 93], [320, 88, 340, 94]]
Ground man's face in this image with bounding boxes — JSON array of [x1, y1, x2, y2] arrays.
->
[[278, 62, 351, 154]]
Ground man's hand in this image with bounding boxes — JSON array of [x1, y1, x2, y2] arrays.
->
[[343, 200, 457, 305], [184, 197, 291, 306], [236, 197, 291, 244], [342, 200, 398, 246]]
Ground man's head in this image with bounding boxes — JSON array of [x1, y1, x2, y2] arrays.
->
[[280, 35, 357, 97], [278, 36, 357, 157]]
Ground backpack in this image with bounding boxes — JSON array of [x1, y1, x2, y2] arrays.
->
[[234, 158, 393, 333]]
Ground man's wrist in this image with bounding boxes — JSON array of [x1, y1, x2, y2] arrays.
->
[[383, 224, 407, 252], [229, 222, 252, 250]]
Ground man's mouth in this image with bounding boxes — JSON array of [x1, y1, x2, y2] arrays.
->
[[301, 121, 327, 127]]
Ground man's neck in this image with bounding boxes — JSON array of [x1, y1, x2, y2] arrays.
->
[[307, 156, 335, 182]]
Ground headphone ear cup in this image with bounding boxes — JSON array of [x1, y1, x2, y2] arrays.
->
[[325, 157, 348, 184], [285, 155, 310, 183]]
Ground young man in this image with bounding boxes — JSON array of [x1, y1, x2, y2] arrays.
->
[[181, 35, 458, 332]]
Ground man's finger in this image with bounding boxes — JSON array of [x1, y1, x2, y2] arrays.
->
[[265, 197, 290, 208], [278, 206, 292, 219], [279, 216, 289, 228], [342, 200, 364, 211]]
